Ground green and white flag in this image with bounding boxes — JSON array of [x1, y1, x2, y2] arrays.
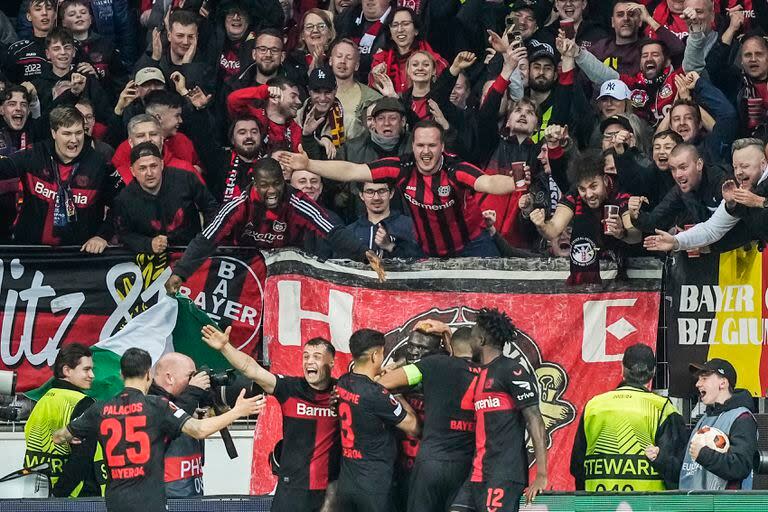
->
[[26, 295, 231, 401]]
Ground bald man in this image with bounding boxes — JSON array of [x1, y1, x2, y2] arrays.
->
[[149, 352, 211, 497]]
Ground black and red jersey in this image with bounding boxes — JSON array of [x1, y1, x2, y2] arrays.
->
[[336, 372, 407, 495], [68, 387, 191, 512], [414, 354, 478, 463], [272, 375, 339, 490], [0, 139, 121, 245], [226, 85, 303, 153], [112, 166, 220, 254], [368, 154, 485, 257], [397, 391, 424, 473], [3, 37, 48, 82], [471, 355, 539, 485]]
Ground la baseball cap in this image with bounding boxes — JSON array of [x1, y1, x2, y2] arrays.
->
[[308, 66, 337, 91], [134, 67, 166, 86], [598, 79, 631, 101], [690, 359, 737, 388]]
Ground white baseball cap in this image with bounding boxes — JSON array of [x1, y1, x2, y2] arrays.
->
[[598, 79, 631, 101]]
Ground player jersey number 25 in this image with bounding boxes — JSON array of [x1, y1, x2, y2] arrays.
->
[[101, 416, 151, 472]]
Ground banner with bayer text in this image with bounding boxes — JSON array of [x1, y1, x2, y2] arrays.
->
[[251, 251, 663, 493], [666, 245, 768, 398], [0, 246, 265, 392]]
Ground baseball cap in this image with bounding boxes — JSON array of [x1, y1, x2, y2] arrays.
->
[[527, 40, 559, 66], [371, 97, 406, 118], [130, 141, 162, 165], [690, 359, 737, 388], [308, 66, 337, 91], [600, 114, 634, 135], [598, 79, 631, 101], [622, 344, 656, 374], [510, 0, 549, 27], [134, 67, 166, 86]]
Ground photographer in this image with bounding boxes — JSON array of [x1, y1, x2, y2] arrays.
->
[[201, 326, 338, 512], [24, 343, 105, 497], [149, 352, 211, 498]]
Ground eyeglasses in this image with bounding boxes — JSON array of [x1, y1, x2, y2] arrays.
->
[[602, 130, 621, 139], [390, 21, 413, 30], [255, 46, 281, 55], [362, 188, 389, 197], [304, 23, 328, 32]]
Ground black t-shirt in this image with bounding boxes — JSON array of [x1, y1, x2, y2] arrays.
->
[[470, 355, 539, 485], [68, 387, 191, 512], [414, 354, 479, 463], [336, 372, 407, 495], [272, 375, 340, 490]]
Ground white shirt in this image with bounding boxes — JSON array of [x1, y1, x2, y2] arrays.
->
[[674, 168, 768, 251]]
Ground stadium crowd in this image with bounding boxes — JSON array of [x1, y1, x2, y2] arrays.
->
[[0, 0, 765, 510]]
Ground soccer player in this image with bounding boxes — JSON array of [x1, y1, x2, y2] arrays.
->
[[336, 329, 421, 511], [379, 325, 480, 512], [276, 119, 526, 257], [453, 308, 548, 512], [200, 325, 339, 512], [53, 348, 266, 512]]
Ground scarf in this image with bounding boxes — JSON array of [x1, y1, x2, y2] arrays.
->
[[356, 7, 391, 55], [567, 194, 603, 285], [223, 151, 259, 202], [50, 156, 79, 238], [370, 131, 401, 151], [328, 99, 346, 147]]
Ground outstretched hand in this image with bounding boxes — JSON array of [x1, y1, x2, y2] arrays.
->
[[201, 325, 231, 351], [274, 144, 310, 178]]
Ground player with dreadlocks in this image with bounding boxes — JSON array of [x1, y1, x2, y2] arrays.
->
[[451, 308, 548, 512]]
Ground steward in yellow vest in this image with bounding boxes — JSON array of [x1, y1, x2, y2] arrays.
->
[[24, 343, 106, 496], [570, 343, 687, 491]]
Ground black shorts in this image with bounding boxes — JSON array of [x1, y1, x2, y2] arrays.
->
[[271, 483, 325, 512], [471, 480, 525, 512], [407, 458, 471, 512], [337, 491, 393, 512]]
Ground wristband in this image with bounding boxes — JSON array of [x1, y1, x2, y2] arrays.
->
[[402, 364, 423, 386]]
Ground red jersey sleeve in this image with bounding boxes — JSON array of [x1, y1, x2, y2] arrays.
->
[[226, 85, 270, 118], [368, 157, 405, 182], [452, 161, 484, 189]]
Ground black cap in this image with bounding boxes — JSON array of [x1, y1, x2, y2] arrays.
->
[[690, 359, 737, 388], [600, 114, 634, 135], [371, 97, 406, 118], [622, 344, 656, 374], [527, 40, 559, 66], [130, 141, 161, 165], [511, 0, 549, 27], [307, 66, 336, 91]]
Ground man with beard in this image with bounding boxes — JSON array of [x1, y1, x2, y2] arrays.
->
[[336, 0, 393, 82], [165, 158, 383, 293], [644, 138, 767, 253], [277, 119, 528, 257], [586, 1, 684, 76], [227, 77, 308, 154], [378, 325, 479, 512], [0, 106, 119, 251], [344, 180, 422, 259], [298, 66, 346, 159], [3, 0, 55, 82], [111, 67, 166, 135], [575, 38, 683, 125], [224, 29, 291, 95], [630, 143, 732, 240], [200, 327, 340, 512], [330, 38, 382, 140], [530, 150, 640, 284], [112, 142, 219, 254]]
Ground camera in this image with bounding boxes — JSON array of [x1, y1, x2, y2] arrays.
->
[[204, 368, 236, 388], [199, 368, 263, 409]]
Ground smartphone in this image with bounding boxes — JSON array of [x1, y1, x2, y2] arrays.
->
[[508, 31, 523, 49]]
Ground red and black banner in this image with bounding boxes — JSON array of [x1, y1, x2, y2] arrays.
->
[[251, 251, 663, 492], [666, 246, 768, 398], [0, 246, 265, 392]]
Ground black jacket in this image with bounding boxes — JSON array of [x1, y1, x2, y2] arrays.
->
[[613, 147, 676, 208], [727, 175, 768, 243], [694, 389, 758, 485], [113, 166, 219, 253]]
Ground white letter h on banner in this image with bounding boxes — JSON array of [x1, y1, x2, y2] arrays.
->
[[277, 280, 354, 352]]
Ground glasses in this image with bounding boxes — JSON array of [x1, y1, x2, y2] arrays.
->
[[304, 22, 328, 32], [390, 21, 413, 30], [602, 130, 621, 139], [255, 46, 281, 55], [362, 188, 389, 197]]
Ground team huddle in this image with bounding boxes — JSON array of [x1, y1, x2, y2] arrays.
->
[[52, 309, 547, 512]]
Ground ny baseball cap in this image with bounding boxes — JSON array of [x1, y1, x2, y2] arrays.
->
[[371, 97, 406, 118], [690, 359, 737, 388], [134, 67, 166, 86], [308, 66, 337, 91], [598, 79, 631, 101]]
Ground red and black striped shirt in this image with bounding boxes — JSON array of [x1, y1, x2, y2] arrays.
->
[[471, 355, 539, 485], [273, 376, 339, 490], [368, 154, 485, 256]]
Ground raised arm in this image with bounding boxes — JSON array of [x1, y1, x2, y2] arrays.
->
[[530, 204, 574, 240], [182, 390, 266, 439], [200, 325, 277, 394], [474, 174, 518, 195], [275, 145, 373, 182]]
